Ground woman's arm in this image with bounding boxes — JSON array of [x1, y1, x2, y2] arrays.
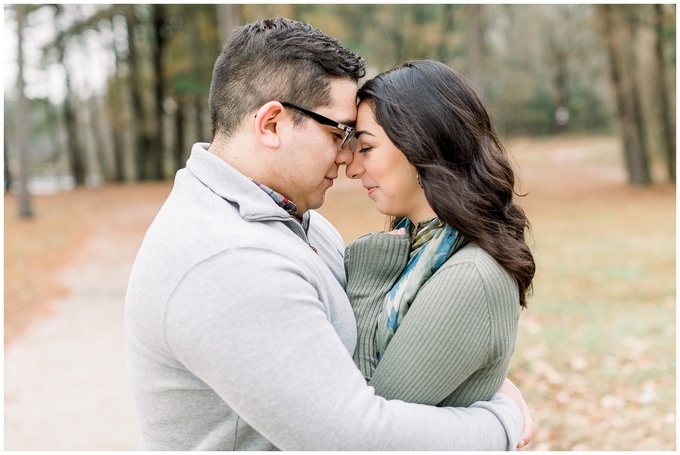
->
[[344, 232, 410, 380], [369, 248, 520, 407]]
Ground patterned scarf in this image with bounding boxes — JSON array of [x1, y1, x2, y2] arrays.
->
[[375, 217, 467, 361]]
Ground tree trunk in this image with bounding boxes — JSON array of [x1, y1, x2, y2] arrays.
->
[[174, 97, 186, 171], [88, 95, 110, 183], [393, 5, 407, 63], [653, 4, 676, 182], [53, 6, 86, 186], [547, 34, 569, 133], [195, 96, 207, 142], [467, 4, 485, 93], [597, 4, 651, 185], [110, 9, 126, 182], [15, 4, 33, 217], [216, 4, 241, 46], [4, 137, 12, 193], [152, 5, 166, 180], [126, 5, 152, 181], [436, 4, 455, 62], [63, 89, 86, 185], [623, 8, 651, 185], [110, 121, 124, 182]]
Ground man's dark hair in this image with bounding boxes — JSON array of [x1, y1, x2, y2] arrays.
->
[[209, 17, 366, 139]]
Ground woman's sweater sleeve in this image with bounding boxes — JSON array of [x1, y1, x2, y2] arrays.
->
[[369, 247, 520, 407], [344, 233, 410, 380]]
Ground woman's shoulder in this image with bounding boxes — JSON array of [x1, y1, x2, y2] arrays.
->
[[438, 244, 518, 294], [430, 244, 520, 319], [443, 243, 503, 270]]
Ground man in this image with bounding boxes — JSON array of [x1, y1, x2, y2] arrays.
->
[[125, 17, 529, 450]]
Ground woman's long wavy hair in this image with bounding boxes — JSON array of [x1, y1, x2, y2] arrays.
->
[[358, 60, 535, 308]]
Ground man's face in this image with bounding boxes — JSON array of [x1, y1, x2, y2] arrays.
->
[[279, 79, 357, 214]]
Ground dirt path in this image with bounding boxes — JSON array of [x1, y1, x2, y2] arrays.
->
[[3, 193, 163, 450]]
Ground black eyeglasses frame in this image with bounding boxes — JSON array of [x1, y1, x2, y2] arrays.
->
[[281, 102, 355, 150]]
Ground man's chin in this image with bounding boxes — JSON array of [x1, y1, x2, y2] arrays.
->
[[306, 195, 327, 212]]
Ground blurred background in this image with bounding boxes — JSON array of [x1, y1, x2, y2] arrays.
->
[[4, 3, 676, 451]]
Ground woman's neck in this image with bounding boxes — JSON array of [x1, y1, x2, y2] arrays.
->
[[406, 206, 438, 225]]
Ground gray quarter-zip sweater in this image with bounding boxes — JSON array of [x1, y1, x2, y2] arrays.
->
[[125, 142, 523, 450]]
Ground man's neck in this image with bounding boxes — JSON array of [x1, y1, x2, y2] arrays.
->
[[208, 134, 269, 184]]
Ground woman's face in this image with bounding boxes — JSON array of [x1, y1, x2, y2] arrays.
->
[[346, 101, 434, 222]]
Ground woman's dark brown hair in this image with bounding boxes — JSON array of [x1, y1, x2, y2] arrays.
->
[[358, 60, 535, 308]]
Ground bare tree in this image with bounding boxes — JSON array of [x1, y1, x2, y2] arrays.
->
[[597, 4, 651, 185], [652, 4, 676, 182], [544, 7, 572, 133], [108, 8, 127, 182], [4, 137, 11, 193], [51, 5, 87, 186], [15, 4, 33, 217], [151, 4, 167, 180], [125, 5, 154, 181], [217, 4, 241, 46], [467, 4, 485, 92]]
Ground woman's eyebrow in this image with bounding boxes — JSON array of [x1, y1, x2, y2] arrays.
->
[[354, 130, 375, 139]]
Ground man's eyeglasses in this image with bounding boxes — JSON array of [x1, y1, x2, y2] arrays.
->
[[281, 102, 355, 150]]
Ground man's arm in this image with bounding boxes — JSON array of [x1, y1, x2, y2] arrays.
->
[[165, 247, 523, 450]]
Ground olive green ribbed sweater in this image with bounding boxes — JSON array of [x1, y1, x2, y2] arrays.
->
[[344, 232, 520, 408]]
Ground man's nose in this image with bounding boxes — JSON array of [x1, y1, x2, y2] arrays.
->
[[336, 146, 354, 166]]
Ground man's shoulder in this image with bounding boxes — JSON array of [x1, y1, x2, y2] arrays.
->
[[308, 210, 345, 251]]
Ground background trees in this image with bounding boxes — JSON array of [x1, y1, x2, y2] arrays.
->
[[4, 4, 676, 195]]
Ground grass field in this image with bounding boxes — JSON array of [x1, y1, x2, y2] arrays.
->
[[5, 135, 676, 450]]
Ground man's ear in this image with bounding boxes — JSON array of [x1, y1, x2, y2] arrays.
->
[[254, 101, 285, 149]]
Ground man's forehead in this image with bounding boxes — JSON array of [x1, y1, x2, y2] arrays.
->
[[328, 80, 358, 125]]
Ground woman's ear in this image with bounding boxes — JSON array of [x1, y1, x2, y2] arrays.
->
[[254, 101, 284, 149]]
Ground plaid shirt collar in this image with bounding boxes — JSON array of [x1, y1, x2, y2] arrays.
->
[[251, 180, 310, 230]]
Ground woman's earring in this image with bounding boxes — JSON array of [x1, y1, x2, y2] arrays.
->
[[416, 172, 423, 188]]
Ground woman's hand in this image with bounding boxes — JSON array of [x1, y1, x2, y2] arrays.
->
[[498, 378, 535, 449], [387, 227, 407, 235]]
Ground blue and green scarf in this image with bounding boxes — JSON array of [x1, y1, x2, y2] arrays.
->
[[375, 217, 467, 361]]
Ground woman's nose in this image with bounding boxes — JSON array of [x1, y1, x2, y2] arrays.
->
[[345, 157, 363, 179]]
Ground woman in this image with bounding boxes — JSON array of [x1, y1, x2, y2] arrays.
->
[[344, 60, 535, 409]]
